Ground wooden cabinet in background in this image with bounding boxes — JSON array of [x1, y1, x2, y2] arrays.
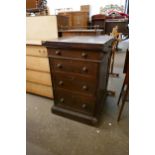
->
[[92, 14, 129, 35], [26, 0, 37, 9], [105, 19, 129, 35], [26, 0, 48, 15], [92, 14, 106, 32], [58, 11, 89, 29], [57, 15, 69, 30], [80, 5, 90, 12]]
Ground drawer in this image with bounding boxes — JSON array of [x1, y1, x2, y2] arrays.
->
[[26, 81, 53, 98], [51, 58, 98, 76], [26, 70, 52, 86], [48, 49, 103, 60], [26, 45, 47, 57], [26, 56, 50, 72], [54, 88, 96, 115], [53, 72, 97, 96]]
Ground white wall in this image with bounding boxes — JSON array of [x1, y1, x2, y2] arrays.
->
[[47, 0, 126, 17]]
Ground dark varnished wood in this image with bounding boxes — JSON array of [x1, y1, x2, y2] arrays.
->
[[60, 29, 103, 37], [117, 49, 129, 122], [51, 58, 98, 77], [52, 106, 98, 125], [43, 36, 114, 125], [48, 48, 104, 60], [42, 36, 113, 51], [105, 19, 129, 35], [54, 88, 96, 115], [53, 72, 97, 96]]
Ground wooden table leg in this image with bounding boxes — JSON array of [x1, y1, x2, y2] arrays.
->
[[117, 84, 129, 122], [109, 40, 119, 77]]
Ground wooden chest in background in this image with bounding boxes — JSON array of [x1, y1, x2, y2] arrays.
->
[[58, 11, 89, 29], [80, 5, 90, 12], [43, 36, 114, 125], [57, 15, 69, 30], [105, 19, 129, 35]]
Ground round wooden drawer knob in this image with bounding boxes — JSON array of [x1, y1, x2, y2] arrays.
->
[[82, 66, 88, 72], [60, 98, 64, 103], [58, 81, 63, 86], [82, 104, 87, 108], [55, 50, 61, 55], [81, 52, 87, 58], [57, 64, 62, 68], [82, 85, 88, 90]]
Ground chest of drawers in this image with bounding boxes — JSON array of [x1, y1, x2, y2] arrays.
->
[[26, 16, 59, 98], [26, 44, 53, 98], [43, 36, 114, 125]]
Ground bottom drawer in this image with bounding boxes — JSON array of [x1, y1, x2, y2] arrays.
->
[[54, 88, 96, 115], [26, 81, 53, 98]]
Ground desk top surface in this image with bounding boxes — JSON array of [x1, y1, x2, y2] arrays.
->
[[44, 35, 113, 45], [26, 40, 42, 45]]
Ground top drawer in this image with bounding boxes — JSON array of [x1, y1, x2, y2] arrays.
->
[[48, 49, 104, 61], [26, 45, 47, 57]]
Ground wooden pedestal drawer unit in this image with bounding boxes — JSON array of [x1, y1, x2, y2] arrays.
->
[[26, 16, 59, 98], [43, 36, 114, 125], [26, 45, 53, 98]]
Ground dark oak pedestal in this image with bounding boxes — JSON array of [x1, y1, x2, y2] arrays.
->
[[43, 36, 114, 125]]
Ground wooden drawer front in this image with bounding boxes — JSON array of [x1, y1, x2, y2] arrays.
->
[[53, 72, 96, 96], [26, 56, 50, 72], [26, 45, 47, 57], [26, 70, 52, 86], [48, 49, 102, 60], [54, 89, 95, 115], [26, 82, 53, 98], [51, 59, 98, 76]]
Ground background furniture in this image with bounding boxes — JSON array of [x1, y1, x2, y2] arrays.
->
[[43, 36, 114, 125], [105, 19, 129, 35], [26, 16, 59, 98], [91, 14, 129, 36], [26, 0, 48, 16], [117, 49, 129, 121], [57, 15, 69, 31], [80, 5, 90, 12], [92, 14, 106, 32], [58, 11, 89, 29], [60, 29, 103, 37]]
